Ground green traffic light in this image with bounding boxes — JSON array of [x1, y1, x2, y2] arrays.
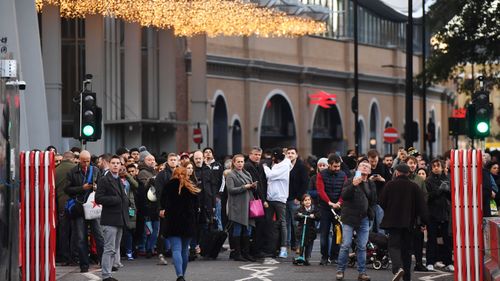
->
[[82, 125, 95, 137], [476, 121, 489, 134]]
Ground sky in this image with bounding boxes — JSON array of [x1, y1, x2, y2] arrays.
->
[[380, 0, 436, 16]]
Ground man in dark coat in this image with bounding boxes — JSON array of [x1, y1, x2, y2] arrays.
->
[[55, 151, 76, 265], [203, 147, 224, 229], [244, 146, 270, 257], [336, 162, 376, 281], [425, 159, 454, 272], [380, 163, 428, 281], [95, 155, 130, 281], [367, 149, 391, 234], [64, 150, 103, 273], [286, 147, 309, 251]]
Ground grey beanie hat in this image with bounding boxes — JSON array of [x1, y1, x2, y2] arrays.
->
[[317, 157, 328, 166], [139, 150, 152, 162]]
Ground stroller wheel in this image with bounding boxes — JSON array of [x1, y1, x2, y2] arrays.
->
[[372, 260, 382, 270]]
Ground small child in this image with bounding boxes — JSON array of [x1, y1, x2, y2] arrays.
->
[[294, 194, 320, 265]]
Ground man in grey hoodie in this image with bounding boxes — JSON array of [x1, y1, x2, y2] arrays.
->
[[263, 148, 292, 258]]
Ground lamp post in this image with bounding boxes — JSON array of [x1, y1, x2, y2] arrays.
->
[[354, 0, 360, 156], [422, 1, 427, 156], [405, 0, 414, 149]]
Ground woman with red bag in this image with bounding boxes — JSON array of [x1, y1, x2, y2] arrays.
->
[[226, 154, 258, 262]]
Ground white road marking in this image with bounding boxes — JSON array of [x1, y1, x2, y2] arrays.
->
[[236, 264, 278, 281], [263, 258, 280, 265], [418, 271, 453, 280], [82, 272, 101, 281]]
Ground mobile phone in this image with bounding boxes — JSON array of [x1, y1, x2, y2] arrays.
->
[[372, 174, 380, 177], [355, 171, 362, 178]]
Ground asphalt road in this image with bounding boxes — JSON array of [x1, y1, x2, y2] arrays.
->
[[57, 240, 454, 281]]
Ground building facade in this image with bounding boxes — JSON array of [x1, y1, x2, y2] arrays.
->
[[14, 0, 452, 157]]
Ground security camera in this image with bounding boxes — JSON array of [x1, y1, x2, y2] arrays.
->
[[5, 80, 26, 90]]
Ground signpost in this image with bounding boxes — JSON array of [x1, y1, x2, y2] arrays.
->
[[193, 127, 203, 148], [383, 127, 399, 144]]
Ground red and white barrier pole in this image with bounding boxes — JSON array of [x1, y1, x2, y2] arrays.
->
[[451, 149, 484, 281], [19, 151, 56, 281]]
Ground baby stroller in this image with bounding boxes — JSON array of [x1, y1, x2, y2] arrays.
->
[[366, 232, 390, 270]]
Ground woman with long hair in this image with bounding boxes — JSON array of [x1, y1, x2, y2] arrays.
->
[[226, 154, 258, 262], [160, 167, 200, 281]]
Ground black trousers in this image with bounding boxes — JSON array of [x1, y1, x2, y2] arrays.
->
[[411, 227, 424, 265], [387, 228, 413, 281]]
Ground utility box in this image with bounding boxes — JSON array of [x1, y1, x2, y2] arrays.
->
[[0, 59, 16, 78]]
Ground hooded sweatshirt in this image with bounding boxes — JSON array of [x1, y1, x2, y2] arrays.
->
[[264, 158, 292, 203]]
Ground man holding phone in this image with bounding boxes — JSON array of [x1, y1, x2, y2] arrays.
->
[[336, 162, 376, 281], [367, 149, 390, 234]]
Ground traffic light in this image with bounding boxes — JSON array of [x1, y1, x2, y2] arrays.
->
[[78, 91, 102, 141], [469, 90, 491, 139], [427, 120, 436, 143], [404, 121, 419, 143]]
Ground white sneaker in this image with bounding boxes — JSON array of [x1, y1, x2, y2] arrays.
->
[[278, 247, 288, 259], [426, 264, 435, 271], [158, 254, 168, 265], [445, 265, 455, 272], [391, 268, 404, 281], [434, 261, 445, 268]]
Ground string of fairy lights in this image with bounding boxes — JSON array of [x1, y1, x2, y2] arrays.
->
[[35, 0, 326, 37]]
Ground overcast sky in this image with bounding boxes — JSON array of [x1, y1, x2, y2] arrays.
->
[[380, 0, 435, 16]]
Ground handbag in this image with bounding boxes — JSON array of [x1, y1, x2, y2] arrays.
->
[[249, 197, 265, 219], [65, 197, 84, 219], [83, 191, 102, 220]]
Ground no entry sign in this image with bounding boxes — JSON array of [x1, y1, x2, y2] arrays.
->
[[193, 128, 203, 144], [383, 127, 399, 143]]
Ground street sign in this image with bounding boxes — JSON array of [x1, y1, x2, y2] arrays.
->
[[383, 127, 399, 143], [309, 91, 336, 108], [193, 128, 203, 144]]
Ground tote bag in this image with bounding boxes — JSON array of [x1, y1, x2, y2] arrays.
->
[[249, 197, 265, 219], [83, 191, 102, 220]]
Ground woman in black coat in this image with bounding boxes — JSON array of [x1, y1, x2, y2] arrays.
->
[[160, 167, 200, 281]]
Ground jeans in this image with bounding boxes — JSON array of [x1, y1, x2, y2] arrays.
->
[[57, 211, 78, 263], [101, 225, 123, 279], [337, 217, 370, 274], [319, 207, 340, 260], [142, 220, 160, 253], [215, 197, 223, 231], [168, 236, 192, 277], [72, 217, 104, 270], [123, 228, 134, 255], [286, 199, 300, 248], [387, 228, 413, 281], [373, 204, 385, 234], [267, 201, 287, 247], [232, 222, 252, 237]]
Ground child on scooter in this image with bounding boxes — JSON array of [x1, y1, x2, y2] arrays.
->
[[294, 194, 320, 265]]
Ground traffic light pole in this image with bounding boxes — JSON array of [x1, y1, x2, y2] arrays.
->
[[353, 0, 360, 156]]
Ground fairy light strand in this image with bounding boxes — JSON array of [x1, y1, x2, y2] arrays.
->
[[35, 0, 326, 37]]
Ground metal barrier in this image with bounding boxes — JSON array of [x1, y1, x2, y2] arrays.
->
[[451, 149, 484, 281], [19, 151, 56, 281]]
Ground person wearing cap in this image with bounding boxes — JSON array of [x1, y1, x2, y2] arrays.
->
[[335, 162, 376, 281], [379, 163, 428, 281], [263, 148, 292, 258], [316, 154, 347, 265], [179, 152, 191, 167], [202, 147, 225, 230]]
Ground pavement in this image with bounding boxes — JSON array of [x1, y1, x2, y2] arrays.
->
[[57, 240, 455, 281]]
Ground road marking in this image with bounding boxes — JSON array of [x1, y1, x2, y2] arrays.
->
[[236, 263, 277, 281], [263, 258, 280, 265], [418, 271, 453, 280], [82, 272, 101, 281]]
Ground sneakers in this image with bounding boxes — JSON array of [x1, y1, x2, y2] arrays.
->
[[319, 258, 330, 265], [126, 252, 134, 261], [434, 261, 445, 268], [445, 264, 455, 272], [414, 263, 428, 272], [278, 247, 288, 259], [426, 264, 435, 271], [391, 268, 404, 281], [158, 254, 168, 265], [358, 273, 370, 281], [336, 271, 344, 281]]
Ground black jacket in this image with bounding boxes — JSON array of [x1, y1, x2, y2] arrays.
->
[[289, 159, 309, 201], [294, 205, 320, 246], [244, 159, 268, 201], [380, 176, 428, 229], [155, 168, 174, 210], [65, 165, 100, 202], [95, 172, 130, 227], [161, 178, 199, 238], [425, 173, 451, 222], [369, 161, 391, 203], [340, 179, 377, 228]]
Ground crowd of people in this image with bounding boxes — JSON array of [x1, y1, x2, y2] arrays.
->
[[50, 144, 500, 281]]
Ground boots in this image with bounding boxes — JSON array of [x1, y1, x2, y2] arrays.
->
[[241, 236, 256, 262], [231, 237, 246, 261]]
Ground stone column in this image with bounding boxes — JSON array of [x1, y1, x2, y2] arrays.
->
[[189, 34, 208, 151]]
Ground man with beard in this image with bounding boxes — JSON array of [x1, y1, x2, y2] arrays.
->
[[203, 148, 224, 229], [316, 153, 346, 265]]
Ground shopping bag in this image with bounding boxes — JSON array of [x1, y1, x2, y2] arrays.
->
[[83, 191, 102, 220], [249, 198, 265, 218]]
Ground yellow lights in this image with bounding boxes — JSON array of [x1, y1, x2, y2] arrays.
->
[[35, 0, 326, 37]]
